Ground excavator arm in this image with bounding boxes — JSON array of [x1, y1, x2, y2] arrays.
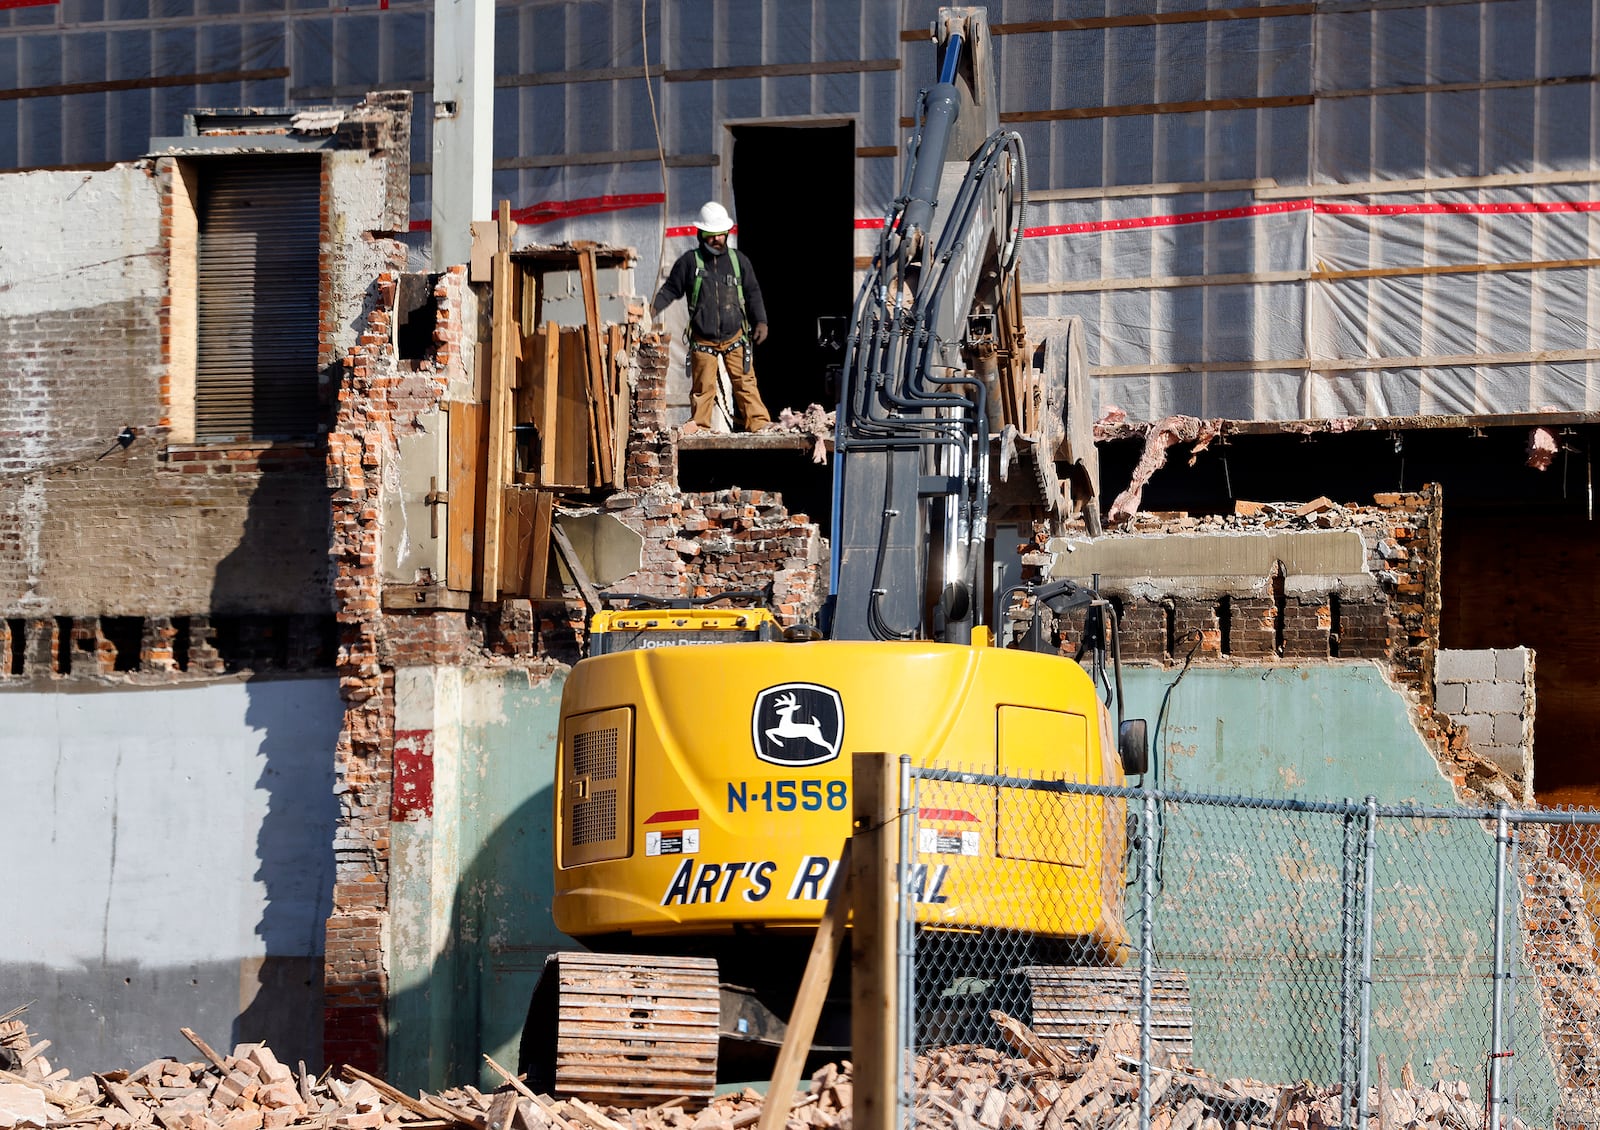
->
[[827, 7, 1028, 644]]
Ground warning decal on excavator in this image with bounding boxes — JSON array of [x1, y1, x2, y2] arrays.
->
[[751, 683, 844, 767], [646, 829, 699, 856], [919, 827, 981, 856]]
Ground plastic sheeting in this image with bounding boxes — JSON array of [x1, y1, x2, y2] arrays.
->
[[3, 0, 1599, 423]]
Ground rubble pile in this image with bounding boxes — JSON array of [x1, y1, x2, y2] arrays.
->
[[924, 1012, 1515, 1130], [0, 1009, 1516, 1130]]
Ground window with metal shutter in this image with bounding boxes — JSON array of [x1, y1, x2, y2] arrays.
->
[[195, 158, 321, 442]]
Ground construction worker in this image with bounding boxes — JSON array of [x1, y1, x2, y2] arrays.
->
[[650, 201, 773, 433]]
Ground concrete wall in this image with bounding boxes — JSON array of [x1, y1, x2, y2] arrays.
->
[[0, 677, 341, 1074], [386, 666, 573, 1092]]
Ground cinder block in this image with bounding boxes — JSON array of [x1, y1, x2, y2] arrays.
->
[[1474, 745, 1526, 783], [1462, 713, 1496, 747], [1495, 646, 1532, 682], [1493, 712, 1529, 746], [1434, 682, 1466, 714], [1435, 648, 1495, 683], [1466, 681, 1526, 715]]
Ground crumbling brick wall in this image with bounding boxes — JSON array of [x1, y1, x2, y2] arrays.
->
[[323, 268, 501, 1072], [600, 332, 825, 623], [1066, 490, 1437, 683]]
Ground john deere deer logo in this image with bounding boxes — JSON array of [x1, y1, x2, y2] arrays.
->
[[752, 683, 844, 766]]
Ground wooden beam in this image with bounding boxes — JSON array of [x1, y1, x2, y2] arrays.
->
[[577, 248, 616, 487], [850, 754, 900, 1130], [665, 58, 899, 83], [539, 322, 561, 484], [756, 840, 852, 1130], [2, 66, 289, 102], [608, 323, 628, 484], [481, 201, 515, 601], [1089, 346, 1600, 378]]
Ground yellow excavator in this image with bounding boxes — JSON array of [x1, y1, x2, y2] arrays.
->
[[521, 7, 1158, 1106]]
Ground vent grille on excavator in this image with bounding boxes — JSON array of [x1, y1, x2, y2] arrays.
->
[[572, 786, 618, 846], [573, 727, 619, 780]]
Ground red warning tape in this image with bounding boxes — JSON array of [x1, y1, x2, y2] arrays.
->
[[409, 192, 666, 233], [411, 193, 1600, 239], [1024, 197, 1600, 238]]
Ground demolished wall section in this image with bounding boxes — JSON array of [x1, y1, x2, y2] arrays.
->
[[1048, 488, 1518, 798], [599, 332, 825, 622]]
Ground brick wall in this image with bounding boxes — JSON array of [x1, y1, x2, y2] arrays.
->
[[1067, 491, 1437, 682], [321, 266, 574, 1072], [0, 98, 410, 629]]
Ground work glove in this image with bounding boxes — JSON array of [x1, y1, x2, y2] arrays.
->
[[752, 322, 769, 345]]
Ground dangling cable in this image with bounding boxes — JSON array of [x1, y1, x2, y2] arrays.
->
[[641, 0, 669, 293]]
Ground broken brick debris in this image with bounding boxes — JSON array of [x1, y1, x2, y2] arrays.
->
[[0, 1010, 1517, 1130]]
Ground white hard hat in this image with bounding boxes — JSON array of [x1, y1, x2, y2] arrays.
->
[[695, 201, 733, 234]]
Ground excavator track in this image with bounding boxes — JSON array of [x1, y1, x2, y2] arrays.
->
[[1019, 967, 1194, 1061], [526, 952, 720, 1107]]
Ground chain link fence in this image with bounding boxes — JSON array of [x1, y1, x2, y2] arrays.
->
[[894, 765, 1600, 1130]]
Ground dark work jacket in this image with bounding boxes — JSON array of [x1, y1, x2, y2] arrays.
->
[[652, 242, 768, 342]]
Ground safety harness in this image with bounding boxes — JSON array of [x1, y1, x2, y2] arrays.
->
[[687, 247, 750, 357]]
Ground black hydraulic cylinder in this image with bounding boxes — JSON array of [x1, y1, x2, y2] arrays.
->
[[899, 81, 961, 243]]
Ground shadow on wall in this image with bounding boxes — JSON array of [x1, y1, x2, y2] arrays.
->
[[386, 779, 568, 1092], [232, 678, 339, 1066], [210, 456, 340, 1067]]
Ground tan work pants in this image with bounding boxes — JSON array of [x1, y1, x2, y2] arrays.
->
[[689, 331, 771, 431]]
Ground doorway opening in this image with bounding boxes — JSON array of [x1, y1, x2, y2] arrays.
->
[[729, 123, 855, 419]]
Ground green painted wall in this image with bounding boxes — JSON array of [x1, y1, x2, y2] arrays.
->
[[1121, 663, 1558, 1118], [385, 659, 1559, 1120], [388, 667, 572, 1092]]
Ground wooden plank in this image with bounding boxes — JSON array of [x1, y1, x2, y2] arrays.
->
[[583, 326, 605, 489], [515, 333, 542, 473], [480, 1055, 578, 1130], [851, 754, 899, 1130], [499, 488, 536, 598], [556, 330, 591, 489], [178, 1028, 227, 1073], [540, 323, 560, 483], [608, 323, 628, 483], [756, 839, 853, 1130], [577, 249, 615, 487], [446, 402, 484, 592], [529, 491, 554, 601], [481, 201, 515, 601], [549, 520, 605, 616], [338, 1067, 484, 1129]]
